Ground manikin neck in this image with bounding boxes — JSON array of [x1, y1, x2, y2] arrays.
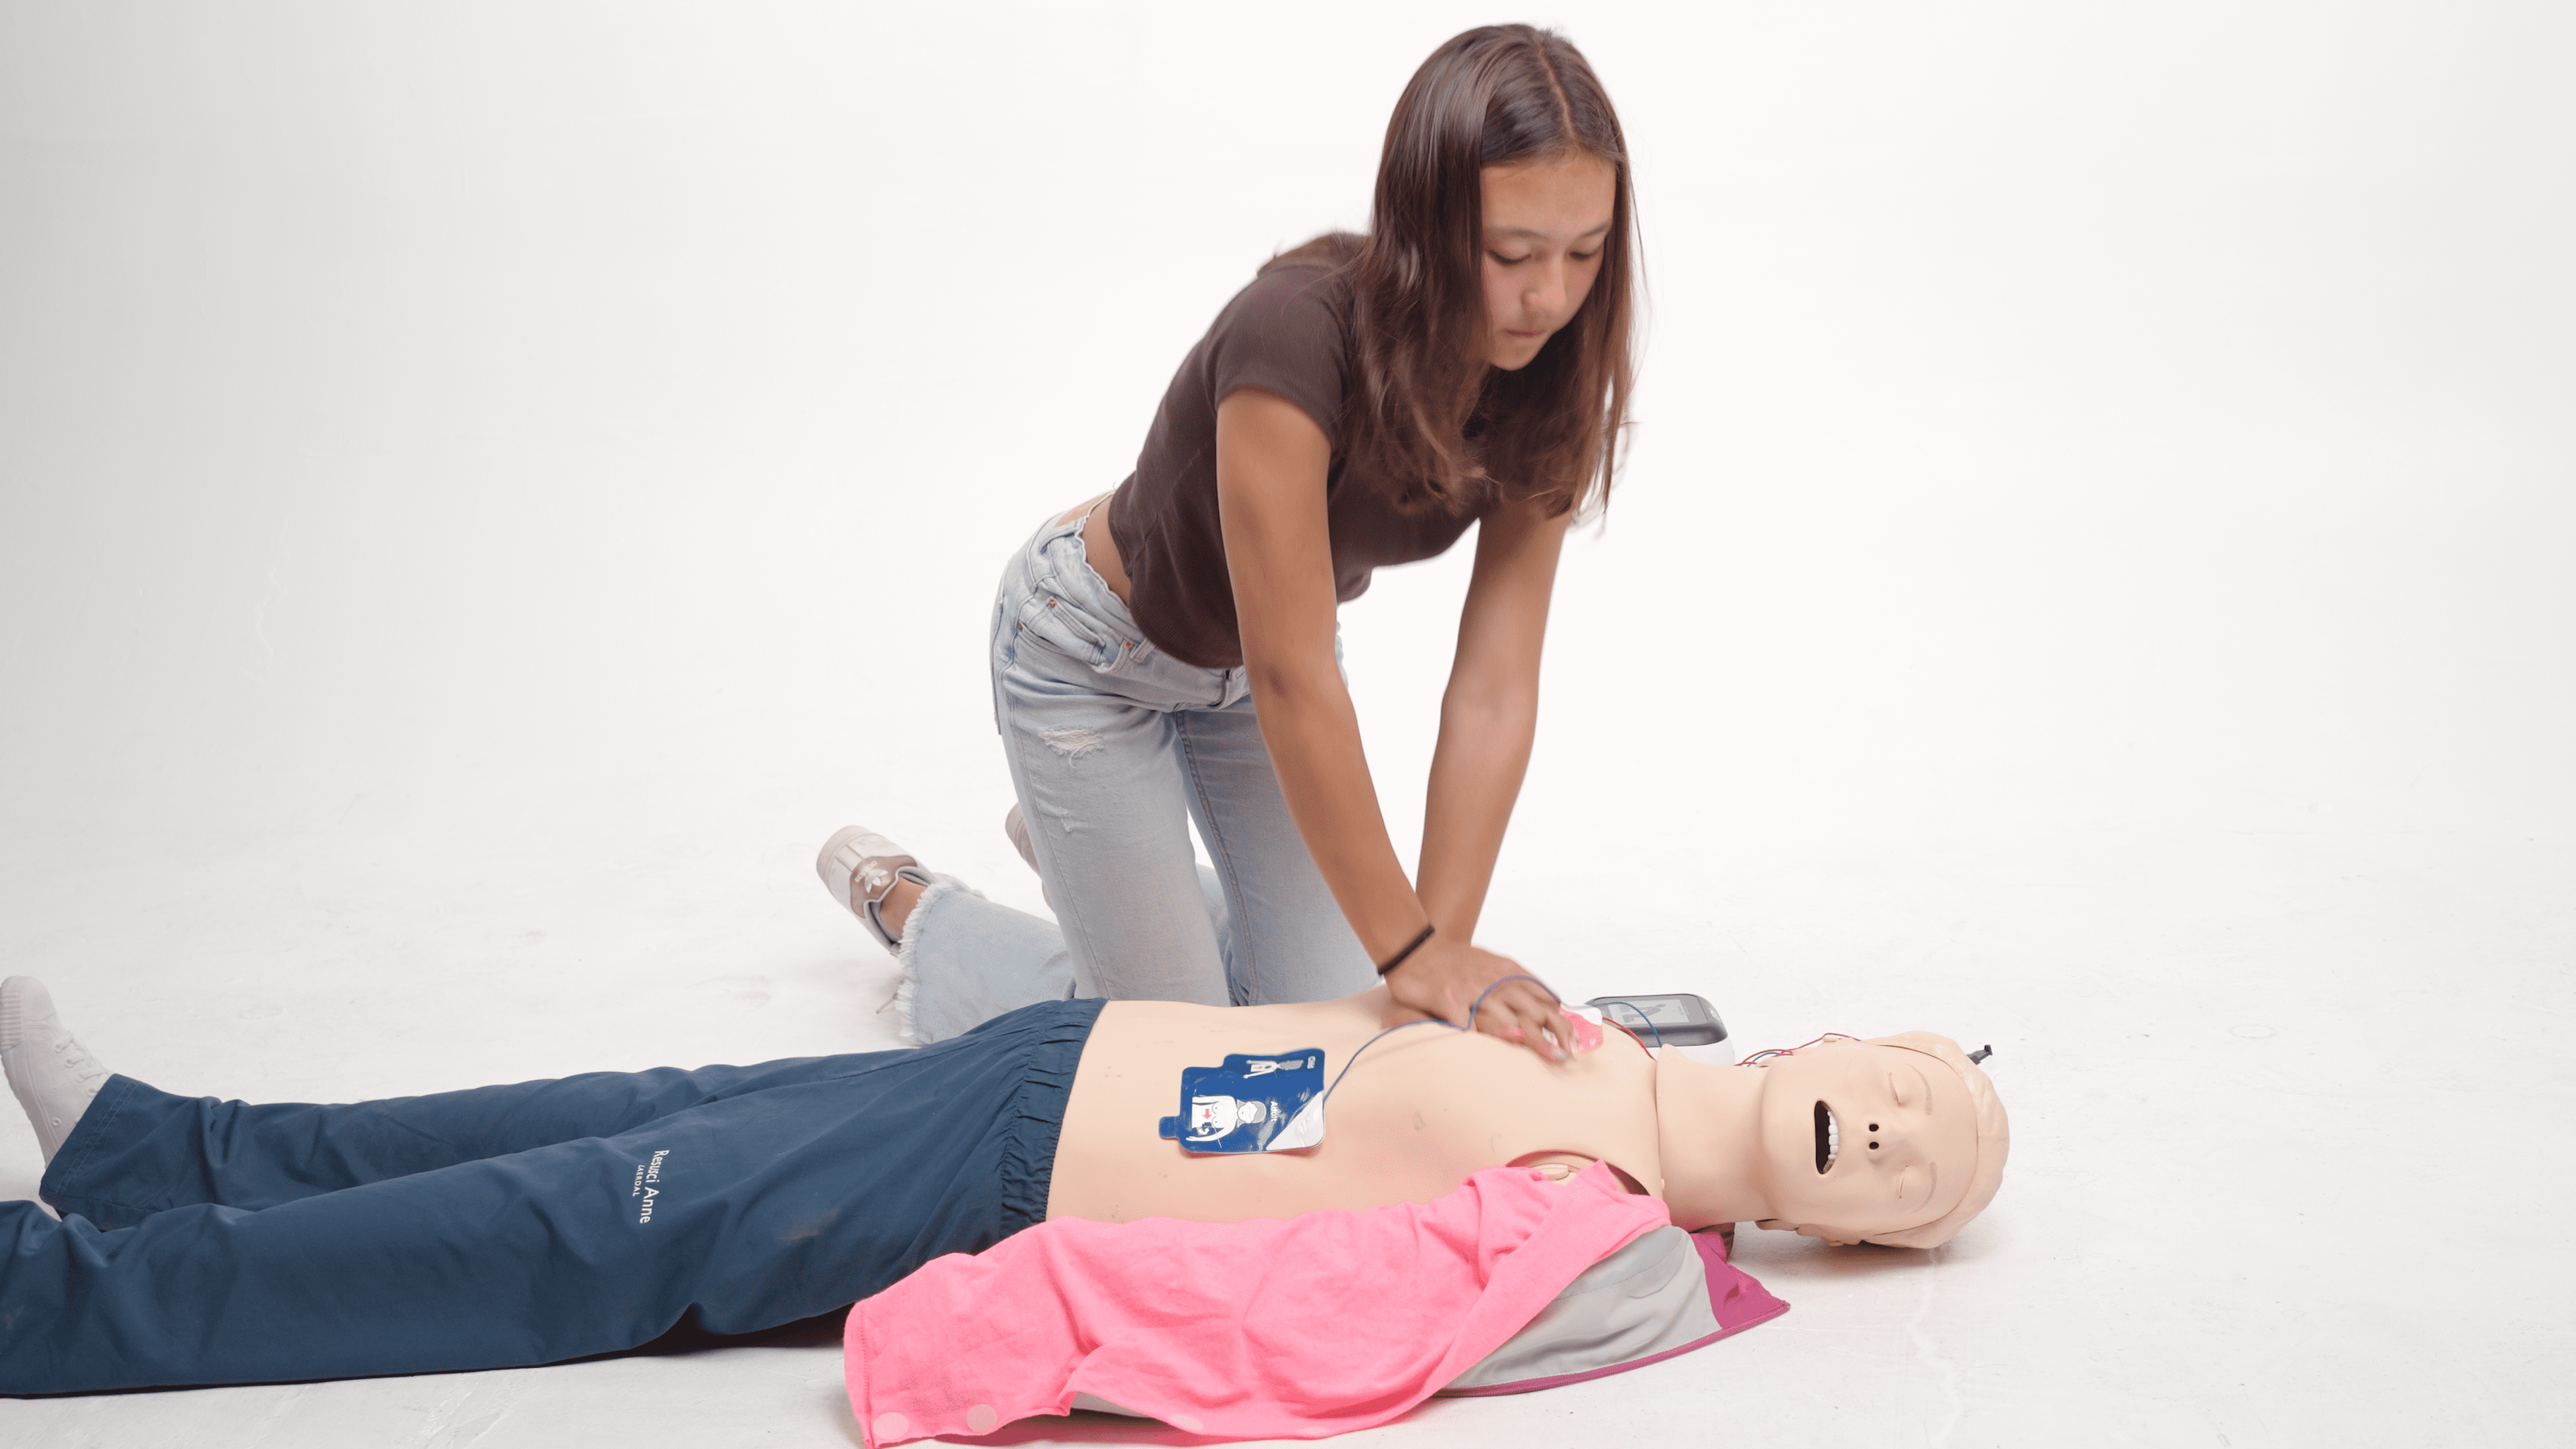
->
[[1651, 1050, 1776, 1230]]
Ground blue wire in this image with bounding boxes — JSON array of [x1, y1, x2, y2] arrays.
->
[[1313, 973, 1568, 1114], [1587, 1000, 1669, 1041], [1464, 972, 1560, 1032], [1586, 998, 1666, 1049], [1311, 1018, 1446, 1109]]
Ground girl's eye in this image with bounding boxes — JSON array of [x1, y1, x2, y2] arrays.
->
[[1489, 253, 1532, 266], [1570, 250, 1599, 262]]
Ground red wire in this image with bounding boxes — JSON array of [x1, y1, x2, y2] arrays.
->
[[1733, 1032, 1860, 1066], [1596, 1016, 1658, 1058]]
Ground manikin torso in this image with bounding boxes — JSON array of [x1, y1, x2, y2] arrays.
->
[[1047, 989, 1664, 1223]]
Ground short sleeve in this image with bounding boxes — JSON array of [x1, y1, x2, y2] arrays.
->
[[1201, 262, 1349, 441]]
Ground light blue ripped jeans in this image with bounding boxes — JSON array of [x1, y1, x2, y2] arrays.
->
[[894, 508, 1375, 1043]]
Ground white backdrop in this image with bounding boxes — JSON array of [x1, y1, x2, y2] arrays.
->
[[3, 3, 2571, 1445]]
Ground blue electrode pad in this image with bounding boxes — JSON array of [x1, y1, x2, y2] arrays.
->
[[1157, 1049, 1328, 1153]]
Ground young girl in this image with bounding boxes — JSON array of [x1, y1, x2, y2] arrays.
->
[[827, 26, 1639, 1063]]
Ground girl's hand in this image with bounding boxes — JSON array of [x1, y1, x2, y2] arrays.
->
[[1383, 937, 1576, 1065]]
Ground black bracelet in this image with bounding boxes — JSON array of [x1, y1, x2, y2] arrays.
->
[[1376, 922, 1436, 975]]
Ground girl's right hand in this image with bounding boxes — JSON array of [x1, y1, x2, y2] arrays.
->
[[1383, 936, 1576, 1065]]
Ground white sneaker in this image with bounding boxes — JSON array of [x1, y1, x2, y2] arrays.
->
[[1, 977, 112, 1163], [815, 826, 933, 955]]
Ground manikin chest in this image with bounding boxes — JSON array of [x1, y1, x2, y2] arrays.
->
[[1047, 996, 1664, 1225]]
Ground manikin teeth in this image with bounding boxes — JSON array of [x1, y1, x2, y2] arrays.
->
[[1815, 1100, 1839, 1174]]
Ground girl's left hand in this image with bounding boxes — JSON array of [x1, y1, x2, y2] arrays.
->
[[1383, 936, 1576, 1064]]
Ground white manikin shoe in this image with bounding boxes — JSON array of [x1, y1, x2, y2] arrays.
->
[[815, 826, 934, 955], [1, 977, 112, 1163]]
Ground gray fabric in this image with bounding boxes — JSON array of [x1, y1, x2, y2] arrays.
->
[[1439, 1226, 1719, 1391], [1065, 1226, 1721, 1419]]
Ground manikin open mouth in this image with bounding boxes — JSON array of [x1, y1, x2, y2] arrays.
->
[[1814, 1100, 1839, 1174]]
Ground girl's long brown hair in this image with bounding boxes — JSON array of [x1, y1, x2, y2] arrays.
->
[[1286, 25, 1638, 519]]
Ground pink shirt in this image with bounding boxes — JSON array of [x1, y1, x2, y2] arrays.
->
[[846, 1161, 1672, 1444]]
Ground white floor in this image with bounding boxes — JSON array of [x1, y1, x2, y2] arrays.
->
[[4, 808, 2568, 1446], [4, 3, 2571, 1445]]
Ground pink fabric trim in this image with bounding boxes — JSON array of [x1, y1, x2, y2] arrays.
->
[[1436, 1232, 1791, 1397], [846, 1162, 1668, 1446]]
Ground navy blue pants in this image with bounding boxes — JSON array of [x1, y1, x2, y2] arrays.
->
[[0, 998, 1102, 1395]]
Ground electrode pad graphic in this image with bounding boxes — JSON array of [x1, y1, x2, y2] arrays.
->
[[1157, 1050, 1327, 1153]]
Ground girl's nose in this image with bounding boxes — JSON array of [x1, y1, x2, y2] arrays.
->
[[1526, 270, 1564, 320]]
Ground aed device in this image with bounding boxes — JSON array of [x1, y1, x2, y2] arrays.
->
[[1583, 993, 1728, 1051]]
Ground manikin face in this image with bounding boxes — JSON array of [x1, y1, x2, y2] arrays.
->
[[1478, 153, 1617, 370], [1756, 1040, 1979, 1239]]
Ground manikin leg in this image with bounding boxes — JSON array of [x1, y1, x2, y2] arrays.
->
[[0, 994, 1097, 1395]]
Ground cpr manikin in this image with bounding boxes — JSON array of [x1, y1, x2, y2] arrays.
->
[[1044, 988, 2008, 1251], [844, 1001, 2008, 1443], [0, 973, 2006, 1415]]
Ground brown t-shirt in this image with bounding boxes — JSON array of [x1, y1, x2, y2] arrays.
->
[[1107, 251, 1489, 670]]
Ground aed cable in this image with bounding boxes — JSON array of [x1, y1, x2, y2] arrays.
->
[[1310, 972, 1563, 1114], [1584, 999, 1667, 1049]]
